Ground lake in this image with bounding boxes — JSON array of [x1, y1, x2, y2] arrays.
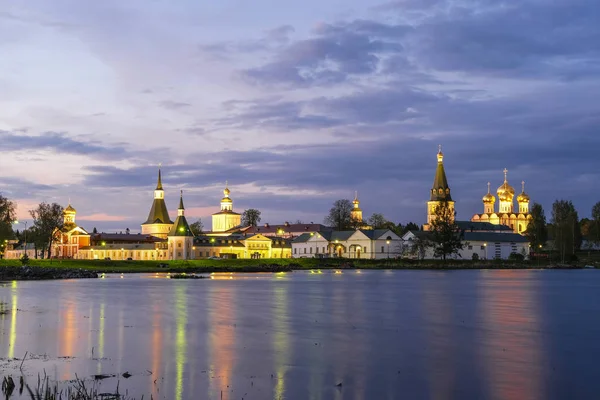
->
[[1, 270, 599, 399]]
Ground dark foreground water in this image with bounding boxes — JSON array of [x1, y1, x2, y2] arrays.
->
[[1, 270, 600, 400]]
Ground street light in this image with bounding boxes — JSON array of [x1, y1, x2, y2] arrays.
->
[[20, 221, 28, 259], [210, 237, 215, 257], [386, 239, 390, 259]]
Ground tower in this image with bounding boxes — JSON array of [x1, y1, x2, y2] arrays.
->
[[424, 145, 455, 230], [497, 168, 515, 214], [211, 182, 241, 232], [63, 203, 76, 225], [482, 182, 496, 214], [517, 181, 530, 214], [351, 191, 363, 224], [141, 167, 174, 239], [168, 191, 194, 260]]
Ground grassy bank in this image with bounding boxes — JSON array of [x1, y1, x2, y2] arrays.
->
[[0, 257, 591, 273]]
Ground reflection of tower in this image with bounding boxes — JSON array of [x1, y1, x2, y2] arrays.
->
[[273, 283, 290, 399], [207, 285, 236, 398], [174, 285, 188, 400], [424, 146, 455, 230], [351, 191, 363, 224], [479, 271, 543, 399], [7, 281, 18, 359]]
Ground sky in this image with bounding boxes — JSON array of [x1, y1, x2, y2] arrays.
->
[[1, 0, 599, 233]]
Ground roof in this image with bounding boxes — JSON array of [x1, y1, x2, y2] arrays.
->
[[156, 169, 163, 190], [64, 204, 76, 213], [431, 150, 452, 201], [92, 233, 166, 243], [212, 210, 240, 216], [456, 221, 513, 232], [403, 230, 433, 240], [463, 231, 529, 243], [142, 198, 173, 225], [243, 223, 332, 236], [362, 229, 396, 240], [169, 214, 193, 237], [81, 243, 158, 251], [293, 233, 313, 244]]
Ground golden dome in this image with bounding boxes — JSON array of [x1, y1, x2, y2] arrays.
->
[[517, 181, 530, 203], [483, 183, 495, 203], [221, 196, 232, 203], [64, 204, 76, 213], [497, 168, 515, 201], [223, 187, 230, 197]]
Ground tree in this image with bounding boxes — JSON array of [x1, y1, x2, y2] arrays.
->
[[368, 213, 388, 229], [324, 199, 353, 230], [29, 202, 64, 259], [551, 200, 581, 263], [405, 235, 432, 260], [402, 222, 420, 235], [524, 202, 548, 250], [429, 202, 463, 261], [189, 219, 204, 235], [592, 201, 600, 247], [92, 227, 98, 234], [0, 194, 16, 245], [242, 209, 262, 227]]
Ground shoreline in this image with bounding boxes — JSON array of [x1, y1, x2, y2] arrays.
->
[[0, 260, 594, 281]]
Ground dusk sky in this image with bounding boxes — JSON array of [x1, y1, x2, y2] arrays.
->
[[1, 0, 599, 233]]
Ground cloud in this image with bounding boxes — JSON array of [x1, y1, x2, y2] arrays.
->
[[159, 100, 192, 110]]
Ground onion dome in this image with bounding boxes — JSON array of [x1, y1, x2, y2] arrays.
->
[[497, 168, 515, 201], [64, 204, 76, 213], [483, 182, 496, 204], [222, 184, 232, 203], [517, 181, 530, 203]]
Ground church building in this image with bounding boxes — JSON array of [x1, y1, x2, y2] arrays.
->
[[168, 191, 195, 260], [211, 183, 241, 233], [471, 169, 532, 234], [423, 146, 455, 231], [141, 168, 173, 239]]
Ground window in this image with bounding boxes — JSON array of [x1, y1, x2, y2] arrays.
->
[[177, 242, 182, 248], [177, 252, 181, 257], [294, 248, 297, 254], [310, 247, 313, 254], [480, 245, 485, 250], [303, 248, 307, 254], [381, 246, 384, 253], [468, 245, 473, 250]]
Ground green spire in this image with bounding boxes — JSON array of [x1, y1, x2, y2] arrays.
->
[[430, 145, 452, 201], [156, 167, 163, 190], [179, 190, 184, 210]]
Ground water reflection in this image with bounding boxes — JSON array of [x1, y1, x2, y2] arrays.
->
[[175, 285, 188, 400], [273, 283, 289, 399], [9, 281, 18, 359], [479, 271, 544, 400], [207, 283, 236, 399]]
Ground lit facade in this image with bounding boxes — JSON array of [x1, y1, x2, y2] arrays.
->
[[192, 234, 291, 259], [167, 192, 195, 260], [211, 184, 241, 233], [292, 229, 402, 259], [471, 169, 532, 234]]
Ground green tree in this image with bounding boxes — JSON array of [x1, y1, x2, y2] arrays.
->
[[429, 202, 463, 261], [551, 200, 581, 263], [367, 213, 388, 229], [0, 194, 16, 246], [524, 202, 548, 250], [592, 201, 600, 247], [189, 219, 204, 235], [402, 222, 420, 235], [29, 202, 64, 259], [324, 199, 353, 230], [241, 209, 262, 227]]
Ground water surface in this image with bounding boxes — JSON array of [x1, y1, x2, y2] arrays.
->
[[1, 270, 599, 399]]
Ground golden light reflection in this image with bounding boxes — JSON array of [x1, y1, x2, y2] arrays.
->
[[151, 302, 162, 395], [8, 281, 18, 359], [60, 298, 77, 379], [208, 285, 236, 398], [174, 285, 188, 400], [273, 285, 289, 399], [96, 302, 105, 374], [480, 271, 543, 400]]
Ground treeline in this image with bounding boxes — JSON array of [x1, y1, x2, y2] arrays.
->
[[324, 199, 420, 235], [0, 193, 69, 259], [524, 200, 600, 263]]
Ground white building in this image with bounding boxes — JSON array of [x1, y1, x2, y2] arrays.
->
[[292, 229, 402, 259], [402, 221, 530, 260]]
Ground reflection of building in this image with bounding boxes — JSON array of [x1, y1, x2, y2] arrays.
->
[[424, 146, 455, 231], [471, 170, 532, 234], [292, 229, 402, 259], [211, 184, 241, 233], [141, 168, 173, 239]]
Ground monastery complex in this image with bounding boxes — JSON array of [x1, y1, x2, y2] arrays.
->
[[4, 147, 533, 261]]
